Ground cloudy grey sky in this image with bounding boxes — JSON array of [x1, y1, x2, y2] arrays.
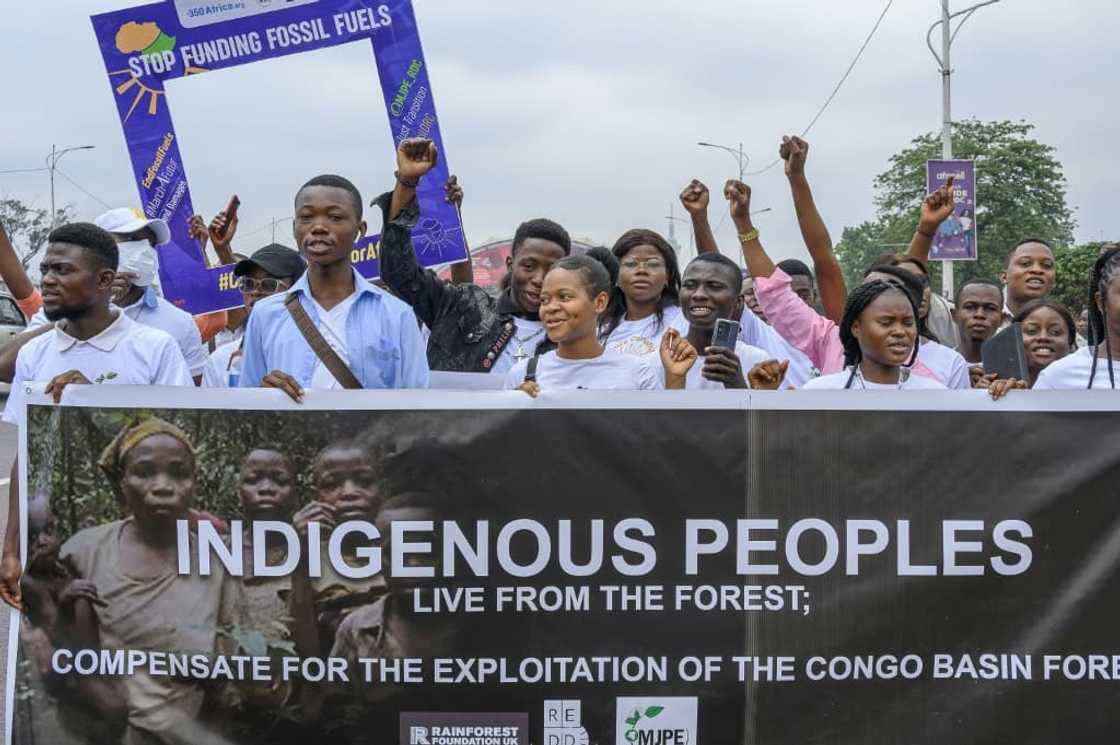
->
[[1, 0, 1116, 270]]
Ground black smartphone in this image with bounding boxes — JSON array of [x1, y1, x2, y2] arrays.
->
[[981, 322, 1029, 381], [711, 318, 740, 350]]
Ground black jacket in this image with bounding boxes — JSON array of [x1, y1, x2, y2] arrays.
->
[[377, 193, 543, 372]]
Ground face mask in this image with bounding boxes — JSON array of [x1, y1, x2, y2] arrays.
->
[[116, 240, 159, 287]]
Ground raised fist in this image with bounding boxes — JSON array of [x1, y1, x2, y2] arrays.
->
[[397, 138, 439, 182], [779, 135, 809, 178], [679, 179, 710, 217]]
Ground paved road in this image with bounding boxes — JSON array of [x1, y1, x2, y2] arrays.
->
[[0, 403, 14, 738]]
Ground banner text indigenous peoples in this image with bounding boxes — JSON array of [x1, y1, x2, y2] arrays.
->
[[177, 517, 1035, 581]]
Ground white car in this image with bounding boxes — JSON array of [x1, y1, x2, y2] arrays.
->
[[0, 294, 27, 345], [0, 294, 28, 396]]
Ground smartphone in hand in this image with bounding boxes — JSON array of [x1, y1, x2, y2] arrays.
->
[[711, 318, 740, 350], [220, 195, 240, 241]]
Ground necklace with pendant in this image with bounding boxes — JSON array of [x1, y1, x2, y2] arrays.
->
[[511, 327, 545, 362]]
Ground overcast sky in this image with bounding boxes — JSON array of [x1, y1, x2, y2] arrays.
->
[[2, 0, 1116, 270]]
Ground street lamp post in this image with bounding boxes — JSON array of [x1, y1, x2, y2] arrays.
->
[[46, 144, 96, 229], [926, 0, 1001, 300], [697, 141, 746, 182]]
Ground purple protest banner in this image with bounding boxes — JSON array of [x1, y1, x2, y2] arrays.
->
[[926, 159, 977, 261], [91, 0, 464, 315]]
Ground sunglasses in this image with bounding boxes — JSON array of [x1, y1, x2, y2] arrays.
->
[[236, 277, 290, 293]]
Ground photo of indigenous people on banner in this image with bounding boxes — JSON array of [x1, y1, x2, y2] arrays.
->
[[7, 388, 1120, 745]]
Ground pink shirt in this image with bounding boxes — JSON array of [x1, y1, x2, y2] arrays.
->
[[754, 267, 943, 382]]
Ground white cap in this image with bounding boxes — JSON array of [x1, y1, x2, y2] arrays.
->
[[94, 208, 171, 246]]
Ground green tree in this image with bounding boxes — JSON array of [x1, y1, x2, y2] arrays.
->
[[836, 119, 1077, 293], [0, 198, 73, 267], [1052, 242, 1104, 315]]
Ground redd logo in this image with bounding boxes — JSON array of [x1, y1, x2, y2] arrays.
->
[[615, 697, 697, 745]]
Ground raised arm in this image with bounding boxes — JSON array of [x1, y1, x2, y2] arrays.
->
[[781, 136, 846, 323], [0, 219, 38, 311], [679, 179, 718, 255], [907, 177, 955, 263], [206, 208, 249, 332], [380, 139, 456, 328], [724, 179, 775, 279], [444, 175, 474, 285]]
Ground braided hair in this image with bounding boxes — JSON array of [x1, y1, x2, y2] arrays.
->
[[866, 260, 940, 344], [1087, 247, 1120, 389], [838, 279, 921, 389]]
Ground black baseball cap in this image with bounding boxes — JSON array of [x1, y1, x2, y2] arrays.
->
[[234, 244, 306, 281]]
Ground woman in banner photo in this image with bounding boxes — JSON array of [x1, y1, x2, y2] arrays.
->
[[802, 278, 948, 391], [504, 254, 677, 393], [59, 417, 247, 745], [1034, 246, 1120, 389], [600, 229, 683, 358]]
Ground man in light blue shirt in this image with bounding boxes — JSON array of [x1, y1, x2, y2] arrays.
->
[[239, 156, 432, 397]]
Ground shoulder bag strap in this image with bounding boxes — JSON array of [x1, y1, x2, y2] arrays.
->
[[283, 293, 363, 390], [523, 353, 541, 384]]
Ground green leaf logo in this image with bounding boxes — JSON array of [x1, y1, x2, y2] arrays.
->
[[625, 711, 641, 727], [644, 706, 664, 719]]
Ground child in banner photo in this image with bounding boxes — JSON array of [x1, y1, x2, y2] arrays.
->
[[60, 416, 247, 745], [288, 439, 387, 662], [17, 492, 128, 745]]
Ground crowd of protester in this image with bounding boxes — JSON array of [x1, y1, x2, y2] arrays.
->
[[0, 133, 1116, 742]]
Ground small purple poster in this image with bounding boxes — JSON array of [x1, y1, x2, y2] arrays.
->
[[926, 159, 977, 261], [91, 0, 464, 315]]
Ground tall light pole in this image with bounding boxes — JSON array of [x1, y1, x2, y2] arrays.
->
[[46, 144, 96, 229], [697, 141, 746, 181], [926, 0, 1001, 299]]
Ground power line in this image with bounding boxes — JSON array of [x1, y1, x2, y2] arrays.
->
[[0, 167, 48, 175], [241, 216, 292, 238], [745, 0, 895, 176], [54, 167, 113, 209]]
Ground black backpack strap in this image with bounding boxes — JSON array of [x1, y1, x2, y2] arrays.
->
[[524, 353, 541, 384]]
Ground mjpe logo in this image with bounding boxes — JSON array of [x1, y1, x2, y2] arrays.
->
[[400, 713, 529, 745], [544, 700, 590, 745], [615, 697, 697, 745]]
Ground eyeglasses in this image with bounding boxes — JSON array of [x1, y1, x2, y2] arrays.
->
[[621, 258, 666, 272], [236, 277, 290, 293]]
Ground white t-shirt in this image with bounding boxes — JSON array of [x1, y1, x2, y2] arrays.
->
[[654, 340, 771, 390], [723, 310, 817, 387], [211, 325, 244, 350], [1033, 346, 1120, 390], [309, 293, 358, 389], [604, 306, 684, 359], [917, 339, 971, 389], [802, 368, 949, 390], [30, 288, 208, 377], [504, 350, 663, 391], [492, 317, 546, 375], [202, 339, 243, 388], [3, 312, 192, 428]]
